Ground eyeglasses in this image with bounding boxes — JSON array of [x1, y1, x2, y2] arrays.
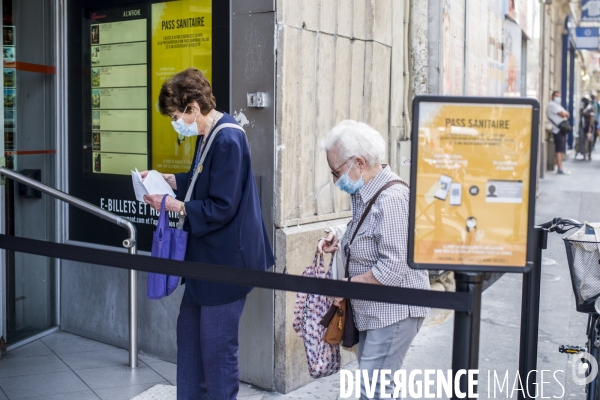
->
[[170, 105, 188, 121], [330, 159, 351, 179]]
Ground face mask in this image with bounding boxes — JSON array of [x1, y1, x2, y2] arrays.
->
[[335, 159, 364, 194], [171, 106, 199, 137], [554, 97, 561, 104]]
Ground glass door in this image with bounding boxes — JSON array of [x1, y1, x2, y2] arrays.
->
[[3, 0, 58, 345]]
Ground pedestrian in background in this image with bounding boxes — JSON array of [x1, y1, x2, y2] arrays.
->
[[592, 94, 600, 150], [579, 97, 595, 161], [319, 120, 430, 399], [547, 90, 570, 174]]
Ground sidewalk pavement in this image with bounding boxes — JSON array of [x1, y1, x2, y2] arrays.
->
[[0, 146, 598, 399]]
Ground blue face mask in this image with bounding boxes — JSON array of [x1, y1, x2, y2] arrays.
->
[[171, 106, 199, 137], [335, 159, 364, 194]]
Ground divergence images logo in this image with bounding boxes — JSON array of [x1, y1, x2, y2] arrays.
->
[[338, 353, 600, 399]]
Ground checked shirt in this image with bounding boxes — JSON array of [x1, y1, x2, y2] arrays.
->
[[341, 166, 430, 331]]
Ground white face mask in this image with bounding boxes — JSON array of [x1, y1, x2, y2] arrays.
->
[[171, 106, 199, 137], [554, 97, 561, 104]]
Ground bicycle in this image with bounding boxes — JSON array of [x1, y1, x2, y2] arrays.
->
[[541, 217, 600, 399]]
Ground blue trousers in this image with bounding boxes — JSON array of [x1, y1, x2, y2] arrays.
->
[[176, 296, 246, 400]]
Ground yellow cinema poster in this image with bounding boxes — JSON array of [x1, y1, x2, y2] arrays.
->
[[412, 102, 534, 269], [151, 0, 212, 173]]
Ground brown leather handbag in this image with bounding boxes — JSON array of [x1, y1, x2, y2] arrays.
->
[[321, 300, 346, 345]]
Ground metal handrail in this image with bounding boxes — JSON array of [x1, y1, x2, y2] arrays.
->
[[0, 167, 139, 368]]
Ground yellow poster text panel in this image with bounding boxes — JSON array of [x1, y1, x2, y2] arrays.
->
[[413, 102, 533, 268], [150, 0, 212, 173]]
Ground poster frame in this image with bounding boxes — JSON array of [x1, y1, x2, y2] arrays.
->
[[68, 0, 229, 251], [407, 95, 540, 274]]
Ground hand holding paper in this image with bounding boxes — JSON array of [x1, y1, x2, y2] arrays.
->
[[131, 168, 175, 202]]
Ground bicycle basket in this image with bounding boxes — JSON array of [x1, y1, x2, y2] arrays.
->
[[563, 238, 600, 313]]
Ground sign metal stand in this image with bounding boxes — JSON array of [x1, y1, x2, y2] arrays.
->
[[517, 227, 546, 400], [451, 272, 483, 399], [409, 96, 541, 398]]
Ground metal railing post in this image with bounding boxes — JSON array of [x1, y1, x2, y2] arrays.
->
[[518, 227, 546, 399], [451, 272, 483, 400], [124, 233, 138, 369], [129, 268, 138, 368], [123, 231, 138, 369], [0, 167, 139, 368]]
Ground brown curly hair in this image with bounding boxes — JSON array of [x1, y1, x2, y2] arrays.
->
[[158, 68, 216, 116]]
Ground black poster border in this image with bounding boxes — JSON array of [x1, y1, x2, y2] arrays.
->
[[407, 95, 540, 274], [68, 0, 230, 251]]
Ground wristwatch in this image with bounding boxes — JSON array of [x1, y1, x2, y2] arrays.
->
[[179, 202, 186, 216]]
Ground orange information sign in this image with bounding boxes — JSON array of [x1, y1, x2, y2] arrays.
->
[[408, 97, 540, 273]]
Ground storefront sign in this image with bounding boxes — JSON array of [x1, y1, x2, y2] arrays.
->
[[575, 27, 600, 50], [408, 97, 539, 273], [582, 0, 600, 23]]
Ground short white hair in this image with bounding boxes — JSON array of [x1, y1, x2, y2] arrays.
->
[[322, 120, 386, 166]]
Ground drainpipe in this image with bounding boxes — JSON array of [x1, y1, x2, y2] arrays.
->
[[539, 0, 546, 180]]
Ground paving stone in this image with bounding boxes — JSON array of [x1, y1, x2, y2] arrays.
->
[[0, 371, 88, 399]]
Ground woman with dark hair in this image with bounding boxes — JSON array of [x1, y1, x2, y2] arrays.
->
[[142, 67, 274, 399]]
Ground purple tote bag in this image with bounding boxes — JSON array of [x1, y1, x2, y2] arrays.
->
[[146, 195, 188, 299]]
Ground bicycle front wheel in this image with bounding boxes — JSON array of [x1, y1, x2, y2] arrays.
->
[[587, 315, 600, 400]]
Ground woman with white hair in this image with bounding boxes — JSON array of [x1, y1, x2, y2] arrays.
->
[[319, 120, 430, 399]]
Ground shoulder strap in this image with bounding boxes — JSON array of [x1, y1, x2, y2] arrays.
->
[[176, 122, 245, 229], [548, 104, 567, 129], [348, 180, 406, 244], [344, 180, 407, 277], [184, 123, 245, 202], [548, 112, 566, 129]]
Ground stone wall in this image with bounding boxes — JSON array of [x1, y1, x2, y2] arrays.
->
[[273, 0, 413, 392]]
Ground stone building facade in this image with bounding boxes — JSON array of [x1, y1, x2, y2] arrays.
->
[[272, 0, 421, 392]]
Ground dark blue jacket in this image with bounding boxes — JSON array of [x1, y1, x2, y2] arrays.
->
[[174, 113, 274, 305]]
